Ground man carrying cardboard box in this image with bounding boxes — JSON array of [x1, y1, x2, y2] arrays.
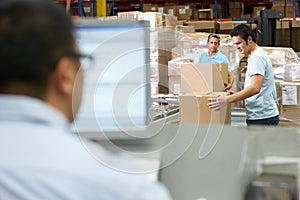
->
[[208, 24, 279, 126], [198, 33, 234, 90]]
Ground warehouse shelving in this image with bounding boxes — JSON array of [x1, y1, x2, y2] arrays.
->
[[55, 0, 97, 17], [107, 0, 274, 19], [54, 0, 300, 18]]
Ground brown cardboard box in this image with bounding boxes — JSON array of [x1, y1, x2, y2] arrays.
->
[[180, 63, 228, 94], [73, 2, 94, 17], [188, 4, 198, 20], [245, 174, 297, 200], [275, 80, 282, 112], [276, 21, 291, 47], [176, 5, 190, 20], [168, 57, 192, 94], [164, 5, 177, 16], [252, 6, 266, 18], [279, 82, 300, 121], [184, 20, 216, 30], [143, 4, 157, 12], [163, 14, 178, 27], [217, 21, 233, 30], [229, 2, 241, 18], [176, 25, 195, 33], [285, 6, 295, 18], [168, 57, 192, 76], [283, 64, 300, 82], [198, 9, 213, 20], [272, 5, 294, 18], [168, 76, 181, 94], [157, 6, 165, 14], [292, 20, 300, 52], [179, 92, 231, 124]]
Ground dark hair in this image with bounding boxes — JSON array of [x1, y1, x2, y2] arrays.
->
[[207, 33, 220, 45], [0, 0, 76, 96], [230, 24, 257, 44]]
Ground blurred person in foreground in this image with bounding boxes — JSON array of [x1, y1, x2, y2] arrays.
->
[[198, 33, 234, 90], [207, 24, 279, 126], [0, 0, 172, 199]]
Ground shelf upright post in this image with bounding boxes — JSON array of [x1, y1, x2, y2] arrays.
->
[[298, 0, 300, 17], [139, 0, 142, 12], [93, 0, 97, 17], [221, 0, 226, 18], [293, 0, 296, 17], [214, 0, 218, 19], [96, 0, 106, 17], [78, 0, 82, 16], [107, 0, 114, 16]]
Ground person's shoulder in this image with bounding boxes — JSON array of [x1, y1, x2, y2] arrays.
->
[[216, 50, 229, 61], [217, 50, 226, 57]]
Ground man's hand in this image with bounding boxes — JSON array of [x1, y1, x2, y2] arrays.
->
[[225, 90, 235, 95], [207, 93, 227, 111], [224, 83, 232, 91]]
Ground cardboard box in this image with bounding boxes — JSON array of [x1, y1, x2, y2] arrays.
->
[[252, 6, 266, 18], [143, 4, 157, 12], [164, 5, 177, 16], [279, 82, 300, 121], [229, 2, 242, 18], [168, 57, 192, 76], [245, 174, 297, 200], [184, 20, 216, 30], [163, 14, 178, 27], [176, 25, 195, 33], [179, 92, 231, 124], [176, 5, 190, 20], [73, 2, 94, 17], [189, 4, 198, 20], [180, 63, 228, 94], [276, 21, 291, 47], [217, 21, 233, 30], [198, 9, 213, 20], [169, 76, 181, 94], [283, 64, 300, 82]]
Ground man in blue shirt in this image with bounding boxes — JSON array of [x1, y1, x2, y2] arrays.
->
[[208, 24, 279, 126], [198, 33, 234, 90], [0, 0, 172, 199]]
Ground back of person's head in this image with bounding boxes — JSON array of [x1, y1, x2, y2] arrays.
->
[[0, 0, 75, 98], [230, 24, 257, 44], [207, 33, 220, 45]]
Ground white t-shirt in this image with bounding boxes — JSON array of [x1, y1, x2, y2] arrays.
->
[[244, 47, 279, 120]]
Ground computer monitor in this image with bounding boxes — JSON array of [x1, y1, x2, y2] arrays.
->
[[72, 19, 150, 135]]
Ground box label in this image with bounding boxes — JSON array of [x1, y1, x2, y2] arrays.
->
[[282, 85, 297, 105], [291, 66, 300, 81], [179, 8, 186, 14], [173, 84, 180, 95]]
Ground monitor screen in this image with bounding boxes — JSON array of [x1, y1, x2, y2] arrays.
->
[[72, 19, 150, 133]]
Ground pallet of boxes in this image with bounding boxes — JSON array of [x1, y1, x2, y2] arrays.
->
[[278, 63, 300, 126], [168, 58, 231, 125], [262, 47, 300, 127]]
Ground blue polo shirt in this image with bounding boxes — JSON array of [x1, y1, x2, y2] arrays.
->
[[198, 50, 232, 72]]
